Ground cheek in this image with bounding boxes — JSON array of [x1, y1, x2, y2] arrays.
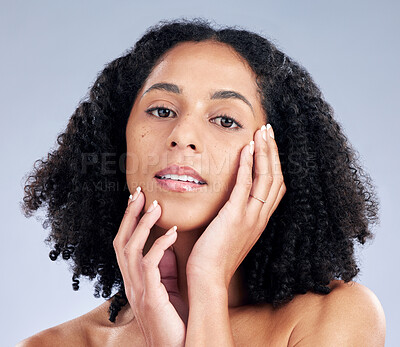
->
[[225, 148, 242, 189], [126, 125, 155, 179], [207, 146, 241, 195], [127, 123, 154, 152]]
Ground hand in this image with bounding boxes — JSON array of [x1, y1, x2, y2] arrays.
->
[[186, 124, 286, 289], [113, 189, 187, 347]]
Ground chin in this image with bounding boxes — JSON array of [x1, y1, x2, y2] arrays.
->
[[154, 206, 214, 233]]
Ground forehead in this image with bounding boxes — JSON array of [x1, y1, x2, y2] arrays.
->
[[142, 41, 260, 96]]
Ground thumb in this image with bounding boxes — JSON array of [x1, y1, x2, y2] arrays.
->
[[159, 246, 179, 295], [159, 246, 189, 324]]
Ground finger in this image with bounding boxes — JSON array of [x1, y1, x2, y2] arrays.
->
[[259, 125, 285, 222], [125, 200, 162, 292], [141, 227, 179, 297], [126, 200, 161, 255], [113, 189, 145, 292], [114, 187, 144, 251], [227, 140, 254, 212], [247, 126, 272, 217], [267, 181, 287, 220]]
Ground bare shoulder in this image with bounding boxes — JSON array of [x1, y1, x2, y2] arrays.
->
[[288, 280, 386, 346], [15, 317, 87, 347], [15, 299, 116, 347]]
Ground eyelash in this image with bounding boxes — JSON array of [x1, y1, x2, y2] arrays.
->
[[145, 105, 244, 130]]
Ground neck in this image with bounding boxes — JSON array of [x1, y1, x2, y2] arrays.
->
[[143, 225, 249, 308]]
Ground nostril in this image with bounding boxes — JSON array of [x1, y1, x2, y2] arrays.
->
[[170, 141, 196, 150]]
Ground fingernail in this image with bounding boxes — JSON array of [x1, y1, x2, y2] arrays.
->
[[249, 140, 254, 155], [166, 225, 177, 236], [147, 200, 158, 213], [261, 124, 267, 142], [267, 124, 275, 139], [129, 186, 141, 203]]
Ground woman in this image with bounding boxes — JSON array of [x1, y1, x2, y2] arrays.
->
[[19, 18, 386, 346]]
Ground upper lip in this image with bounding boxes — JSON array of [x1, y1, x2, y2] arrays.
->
[[155, 164, 207, 184]]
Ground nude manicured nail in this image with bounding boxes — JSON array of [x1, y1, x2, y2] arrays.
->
[[147, 200, 158, 213], [249, 140, 255, 155], [267, 124, 275, 139], [166, 225, 177, 236], [261, 124, 267, 142], [129, 186, 141, 203]]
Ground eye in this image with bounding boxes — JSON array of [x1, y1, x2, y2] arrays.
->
[[211, 115, 243, 130], [145, 106, 176, 118]]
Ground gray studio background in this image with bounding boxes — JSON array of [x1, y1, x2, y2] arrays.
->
[[1, 1, 399, 345]]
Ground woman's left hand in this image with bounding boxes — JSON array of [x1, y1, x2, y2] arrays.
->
[[186, 124, 286, 289]]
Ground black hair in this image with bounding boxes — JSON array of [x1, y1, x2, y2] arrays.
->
[[21, 17, 379, 322]]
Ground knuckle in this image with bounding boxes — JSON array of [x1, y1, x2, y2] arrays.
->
[[275, 174, 284, 185], [153, 238, 164, 248], [135, 219, 144, 230], [261, 144, 269, 156], [123, 246, 132, 258], [141, 257, 153, 269], [266, 174, 274, 185], [124, 204, 131, 216], [112, 238, 118, 250], [244, 178, 253, 187], [113, 238, 123, 253], [136, 217, 149, 230]]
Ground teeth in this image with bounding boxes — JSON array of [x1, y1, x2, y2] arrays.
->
[[160, 174, 202, 184]]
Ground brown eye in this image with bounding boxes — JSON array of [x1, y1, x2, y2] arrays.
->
[[211, 115, 242, 130], [156, 108, 171, 117], [146, 107, 175, 118], [220, 117, 234, 128]]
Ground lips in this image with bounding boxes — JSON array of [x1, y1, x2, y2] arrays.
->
[[155, 164, 207, 184]]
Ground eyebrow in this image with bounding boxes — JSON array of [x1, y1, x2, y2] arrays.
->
[[140, 82, 255, 116]]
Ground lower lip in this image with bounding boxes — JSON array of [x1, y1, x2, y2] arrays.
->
[[155, 177, 206, 192]]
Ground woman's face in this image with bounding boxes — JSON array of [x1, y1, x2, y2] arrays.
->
[[126, 40, 266, 232]]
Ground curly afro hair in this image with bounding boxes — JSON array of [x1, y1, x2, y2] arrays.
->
[[21, 18, 380, 323]]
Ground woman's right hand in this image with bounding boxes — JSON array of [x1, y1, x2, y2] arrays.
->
[[113, 187, 187, 347]]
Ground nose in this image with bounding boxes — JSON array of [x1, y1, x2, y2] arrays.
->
[[166, 114, 203, 153]]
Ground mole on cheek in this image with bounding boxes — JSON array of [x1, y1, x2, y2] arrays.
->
[[140, 128, 151, 138]]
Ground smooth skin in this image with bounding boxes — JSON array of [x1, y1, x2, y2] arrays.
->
[[17, 41, 386, 346]]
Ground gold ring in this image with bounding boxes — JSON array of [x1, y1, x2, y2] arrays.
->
[[249, 194, 266, 203]]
